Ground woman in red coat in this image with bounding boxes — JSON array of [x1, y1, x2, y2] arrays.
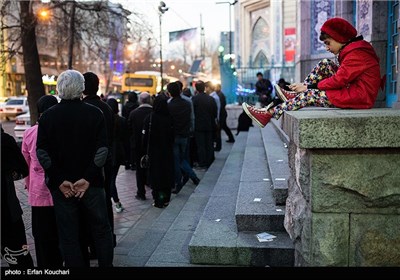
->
[[243, 17, 383, 128]]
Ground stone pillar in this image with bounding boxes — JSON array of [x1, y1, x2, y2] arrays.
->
[[282, 109, 400, 266]]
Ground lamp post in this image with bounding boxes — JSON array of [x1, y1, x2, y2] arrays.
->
[[158, 1, 168, 89], [216, 0, 237, 65]]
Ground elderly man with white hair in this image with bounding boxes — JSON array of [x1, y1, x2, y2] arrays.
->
[[36, 69, 113, 267]]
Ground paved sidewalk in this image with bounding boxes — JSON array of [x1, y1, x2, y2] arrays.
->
[[1, 167, 148, 267], [2, 162, 208, 267]]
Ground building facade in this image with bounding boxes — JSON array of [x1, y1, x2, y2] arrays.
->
[[235, 0, 400, 108], [235, 0, 296, 90]]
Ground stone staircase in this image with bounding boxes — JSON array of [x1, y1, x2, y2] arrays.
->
[[261, 119, 290, 205], [129, 122, 294, 267], [188, 126, 294, 267]]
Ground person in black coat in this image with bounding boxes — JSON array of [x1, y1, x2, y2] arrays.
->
[[215, 84, 235, 143], [192, 81, 217, 168], [255, 72, 273, 107], [37, 70, 113, 267], [1, 127, 34, 268], [128, 92, 153, 201], [82, 72, 116, 250], [142, 95, 175, 208]]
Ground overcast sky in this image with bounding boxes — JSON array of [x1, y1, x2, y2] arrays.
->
[[113, 0, 233, 45]]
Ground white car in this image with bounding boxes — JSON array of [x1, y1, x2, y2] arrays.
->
[[13, 95, 60, 139], [0, 96, 29, 120], [14, 112, 31, 139]]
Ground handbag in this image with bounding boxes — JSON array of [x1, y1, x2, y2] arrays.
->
[[140, 114, 152, 169]]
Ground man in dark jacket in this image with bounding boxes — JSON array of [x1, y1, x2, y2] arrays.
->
[[167, 82, 199, 194], [128, 92, 153, 200], [82, 72, 116, 249], [192, 81, 217, 168], [36, 70, 113, 267], [215, 84, 235, 143], [255, 72, 273, 107], [1, 127, 34, 268]]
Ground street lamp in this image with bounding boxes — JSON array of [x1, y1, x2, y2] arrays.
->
[[37, 7, 50, 21], [216, 0, 238, 65], [158, 1, 168, 89]]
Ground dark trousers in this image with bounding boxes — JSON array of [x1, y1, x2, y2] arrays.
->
[[173, 137, 197, 186], [31, 206, 63, 267], [110, 165, 121, 203], [134, 148, 147, 197], [214, 122, 222, 151], [79, 162, 115, 265], [125, 137, 136, 169], [103, 161, 115, 246], [52, 187, 113, 267], [220, 116, 235, 142], [195, 130, 214, 167], [1, 216, 34, 268], [189, 136, 198, 167]]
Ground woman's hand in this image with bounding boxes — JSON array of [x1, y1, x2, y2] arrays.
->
[[288, 83, 307, 93]]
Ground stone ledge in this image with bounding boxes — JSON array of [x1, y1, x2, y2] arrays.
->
[[282, 108, 400, 149]]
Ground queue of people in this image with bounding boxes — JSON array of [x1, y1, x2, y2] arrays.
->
[[1, 68, 236, 268]]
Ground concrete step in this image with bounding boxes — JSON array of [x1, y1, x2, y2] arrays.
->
[[143, 137, 235, 267], [114, 138, 234, 267], [261, 119, 290, 205], [235, 127, 285, 232], [189, 129, 294, 266], [236, 231, 294, 267]]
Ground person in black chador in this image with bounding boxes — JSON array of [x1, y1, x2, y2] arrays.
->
[[106, 98, 128, 214], [1, 127, 34, 268], [255, 72, 273, 107], [142, 95, 175, 208], [122, 92, 139, 170]]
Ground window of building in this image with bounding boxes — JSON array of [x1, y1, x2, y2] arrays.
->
[[252, 17, 269, 42]]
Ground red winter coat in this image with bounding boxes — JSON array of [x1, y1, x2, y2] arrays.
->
[[318, 40, 382, 109]]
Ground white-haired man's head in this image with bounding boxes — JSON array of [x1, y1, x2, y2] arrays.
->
[[139, 92, 151, 104], [57, 70, 85, 100]]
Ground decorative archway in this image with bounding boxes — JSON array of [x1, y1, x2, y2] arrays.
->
[[254, 51, 268, 68]]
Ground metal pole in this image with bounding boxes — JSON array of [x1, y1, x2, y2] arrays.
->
[[228, 4, 232, 65], [159, 13, 163, 88]]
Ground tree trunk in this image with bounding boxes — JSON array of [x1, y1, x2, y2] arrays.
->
[[68, 1, 76, 69], [20, 1, 45, 125]]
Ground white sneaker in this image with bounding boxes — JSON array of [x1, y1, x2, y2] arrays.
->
[[115, 202, 124, 213]]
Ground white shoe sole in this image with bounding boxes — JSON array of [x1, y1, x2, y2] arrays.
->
[[265, 101, 275, 111], [274, 84, 288, 102], [242, 103, 266, 128]]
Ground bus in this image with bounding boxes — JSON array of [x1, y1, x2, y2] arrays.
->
[[121, 71, 178, 95]]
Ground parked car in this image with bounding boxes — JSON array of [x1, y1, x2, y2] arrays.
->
[[0, 96, 29, 120], [14, 112, 31, 139], [13, 95, 60, 139]]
